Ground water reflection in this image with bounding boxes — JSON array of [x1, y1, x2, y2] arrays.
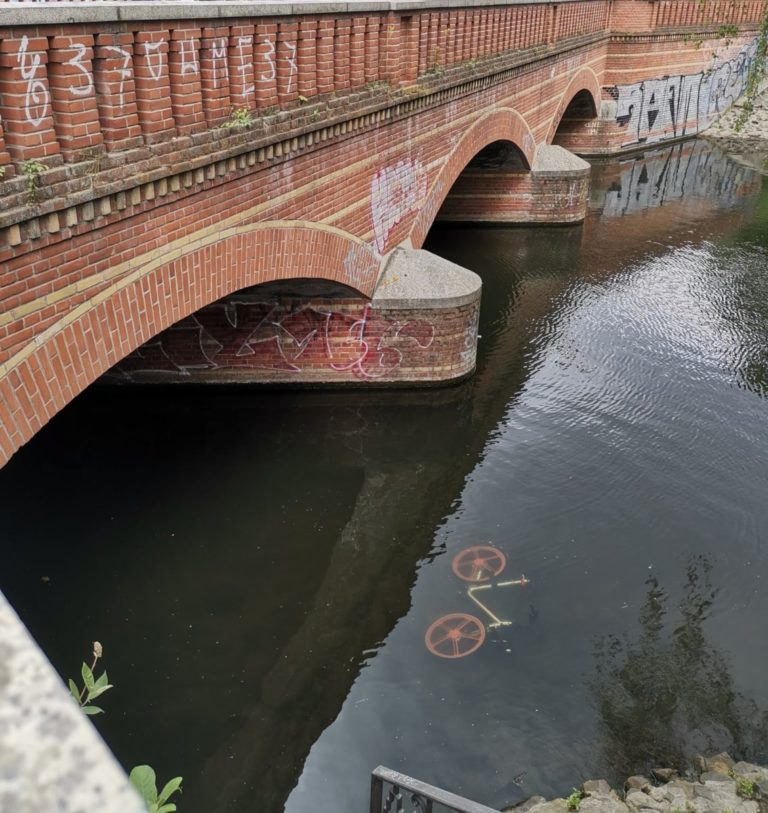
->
[[592, 557, 768, 780], [591, 140, 761, 217]]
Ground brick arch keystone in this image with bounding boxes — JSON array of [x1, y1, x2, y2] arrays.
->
[[408, 107, 536, 249], [0, 221, 379, 467], [545, 67, 602, 144]]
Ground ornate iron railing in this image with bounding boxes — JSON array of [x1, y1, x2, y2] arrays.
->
[[371, 766, 502, 813]]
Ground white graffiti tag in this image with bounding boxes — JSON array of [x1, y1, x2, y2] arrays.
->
[[611, 40, 757, 147], [104, 45, 132, 107], [211, 37, 228, 89], [370, 159, 428, 255], [66, 43, 94, 97], [17, 36, 50, 126], [142, 40, 166, 82]]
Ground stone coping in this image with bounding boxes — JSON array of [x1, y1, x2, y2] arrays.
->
[[0, 591, 146, 813], [372, 247, 482, 309], [0, 0, 604, 26], [532, 143, 591, 175]]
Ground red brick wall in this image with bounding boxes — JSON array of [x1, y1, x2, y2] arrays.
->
[[436, 168, 590, 223], [107, 289, 479, 386]]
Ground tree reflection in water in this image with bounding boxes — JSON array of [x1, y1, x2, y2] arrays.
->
[[592, 556, 768, 780]]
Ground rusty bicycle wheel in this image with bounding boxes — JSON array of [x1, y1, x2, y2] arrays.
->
[[425, 613, 486, 658], [451, 546, 506, 582]]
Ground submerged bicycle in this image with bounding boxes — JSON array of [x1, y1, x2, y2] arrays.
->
[[424, 546, 529, 659]]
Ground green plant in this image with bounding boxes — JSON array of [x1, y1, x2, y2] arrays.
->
[[129, 766, 183, 813], [566, 788, 585, 811], [67, 641, 113, 715], [68, 642, 183, 812], [22, 159, 45, 204], [734, 6, 768, 132], [297, 94, 308, 104], [735, 777, 757, 799], [0, 165, 5, 179], [220, 107, 254, 128], [308, 108, 322, 122]]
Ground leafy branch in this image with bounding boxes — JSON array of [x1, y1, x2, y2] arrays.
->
[[67, 640, 113, 715], [67, 642, 183, 812], [130, 766, 183, 813], [734, 7, 768, 131]]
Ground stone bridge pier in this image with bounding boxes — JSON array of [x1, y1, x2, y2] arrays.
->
[[436, 142, 591, 224]]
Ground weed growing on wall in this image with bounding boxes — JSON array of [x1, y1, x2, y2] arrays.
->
[[221, 107, 254, 128], [693, 0, 768, 130], [735, 7, 768, 129], [22, 159, 45, 204]]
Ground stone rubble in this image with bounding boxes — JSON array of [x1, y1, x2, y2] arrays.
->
[[505, 754, 768, 813]]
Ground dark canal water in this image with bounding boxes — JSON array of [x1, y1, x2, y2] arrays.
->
[[2, 140, 768, 813]]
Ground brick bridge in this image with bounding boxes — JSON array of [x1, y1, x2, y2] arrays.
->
[[0, 0, 764, 467]]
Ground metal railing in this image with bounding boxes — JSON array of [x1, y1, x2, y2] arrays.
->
[[371, 766, 502, 813]]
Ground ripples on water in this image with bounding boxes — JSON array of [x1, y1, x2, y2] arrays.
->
[[1, 140, 768, 813]]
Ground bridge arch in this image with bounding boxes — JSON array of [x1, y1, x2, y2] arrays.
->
[[408, 108, 536, 247], [547, 68, 602, 147], [0, 221, 379, 464]]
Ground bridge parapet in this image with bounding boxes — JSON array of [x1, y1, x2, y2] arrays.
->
[[0, 1, 612, 173]]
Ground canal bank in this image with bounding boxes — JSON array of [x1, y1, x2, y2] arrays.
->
[[505, 754, 768, 813], [703, 88, 768, 172]]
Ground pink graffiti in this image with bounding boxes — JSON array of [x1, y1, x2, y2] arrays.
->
[[117, 300, 435, 381]]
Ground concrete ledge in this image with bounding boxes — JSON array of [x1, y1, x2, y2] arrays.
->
[[0, 0, 597, 25], [0, 592, 145, 813], [372, 248, 482, 310], [532, 144, 592, 177]]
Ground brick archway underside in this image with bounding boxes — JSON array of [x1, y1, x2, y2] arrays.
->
[[545, 67, 603, 143], [0, 222, 377, 465], [408, 107, 536, 248]]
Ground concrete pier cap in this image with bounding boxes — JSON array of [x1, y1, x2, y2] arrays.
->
[[373, 247, 482, 310], [532, 143, 592, 176], [372, 247, 483, 382]]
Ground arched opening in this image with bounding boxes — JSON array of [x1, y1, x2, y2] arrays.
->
[[106, 277, 378, 383], [552, 89, 599, 151], [462, 140, 530, 171], [434, 139, 531, 224], [0, 221, 386, 464]]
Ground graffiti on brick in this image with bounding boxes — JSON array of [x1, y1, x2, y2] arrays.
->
[[610, 40, 756, 147], [12, 30, 296, 112], [599, 140, 758, 217], [141, 40, 166, 82], [103, 45, 133, 108], [371, 159, 428, 255], [17, 35, 50, 126], [209, 37, 229, 89], [179, 38, 199, 76], [116, 300, 435, 380], [66, 43, 95, 97]]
